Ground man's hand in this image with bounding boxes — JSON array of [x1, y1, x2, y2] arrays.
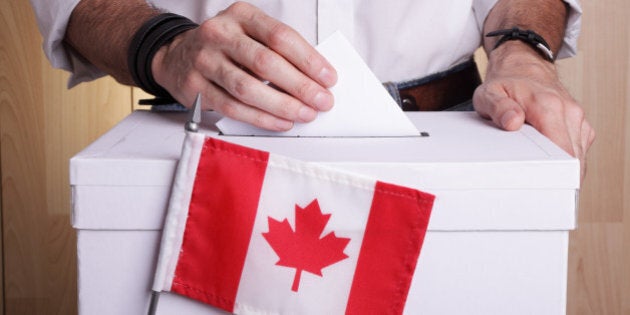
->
[[151, 2, 337, 131], [474, 41, 595, 179], [478, 0, 595, 180]]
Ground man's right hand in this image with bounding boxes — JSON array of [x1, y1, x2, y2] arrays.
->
[[151, 2, 338, 131]]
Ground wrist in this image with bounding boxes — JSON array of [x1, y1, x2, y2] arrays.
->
[[486, 27, 555, 62], [150, 41, 170, 93], [490, 40, 554, 66], [150, 32, 187, 94], [486, 41, 557, 80], [128, 13, 198, 103]]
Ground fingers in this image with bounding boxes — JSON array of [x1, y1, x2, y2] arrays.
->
[[174, 2, 337, 131], [177, 61, 309, 131], [224, 33, 334, 112], [473, 80, 594, 159], [562, 99, 588, 159], [228, 2, 337, 88], [565, 103, 595, 180], [223, 2, 336, 110], [583, 120, 596, 153], [473, 83, 526, 131], [153, 44, 300, 131], [526, 94, 577, 157], [474, 78, 596, 182], [214, 2, 337, 93], [202, 82, 296, 131], [579, 119, 596, 180], [203, 57, 320, 123], [176, 72, 298, 131]]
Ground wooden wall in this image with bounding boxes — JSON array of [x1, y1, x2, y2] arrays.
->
[[560, 1, 630, 314], [0, 0, 627, 314], [0, 1, 133, 313]]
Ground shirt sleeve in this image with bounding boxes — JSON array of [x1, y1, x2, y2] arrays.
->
[[472, 0, 582, 59], [28, 0, 106, 87]]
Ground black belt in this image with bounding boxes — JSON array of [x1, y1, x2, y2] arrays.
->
[[384, 59, 482, 111]]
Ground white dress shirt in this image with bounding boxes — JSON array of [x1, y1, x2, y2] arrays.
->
[[28, 0, 582, 87]]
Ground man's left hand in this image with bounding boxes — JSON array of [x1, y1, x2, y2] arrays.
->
[[473, 41, 595, 180]]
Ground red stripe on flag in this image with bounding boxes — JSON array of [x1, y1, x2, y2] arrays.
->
[[346, 181, 434, 314], [171, 138, 269, 312]]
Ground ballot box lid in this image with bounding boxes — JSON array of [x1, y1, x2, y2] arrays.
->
[[70, 110, 579, 231]]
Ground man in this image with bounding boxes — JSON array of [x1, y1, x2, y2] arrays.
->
[[30, 0, 594, 177]]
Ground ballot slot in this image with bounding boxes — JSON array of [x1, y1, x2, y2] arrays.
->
[[217, 132, 430, 138]]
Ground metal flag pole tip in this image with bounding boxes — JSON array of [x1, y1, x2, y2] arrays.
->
[[185, 93, 202, 132]]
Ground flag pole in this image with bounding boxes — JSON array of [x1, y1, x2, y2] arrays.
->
[[147, 291, 160, 315], [148, 93, 202, 315]]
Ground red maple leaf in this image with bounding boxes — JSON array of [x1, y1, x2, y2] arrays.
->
[[262, 199, 351, 292]]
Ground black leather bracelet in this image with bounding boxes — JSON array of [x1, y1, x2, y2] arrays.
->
[[486, 27, 555, 62], [128, 13, 198, 105]]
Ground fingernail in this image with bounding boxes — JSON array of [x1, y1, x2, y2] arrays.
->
[[275, 119, 294, 130], [298, 106, 317, 122], [313, 91, 333, 111], [318, 67, 337, 87]]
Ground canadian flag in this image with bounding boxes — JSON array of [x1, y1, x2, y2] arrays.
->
[[152, 133, 434, 314]]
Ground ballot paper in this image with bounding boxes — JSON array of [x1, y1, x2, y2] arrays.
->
[[215, 32, 420, 137]]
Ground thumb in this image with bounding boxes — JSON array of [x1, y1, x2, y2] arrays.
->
[[473, 86, 526, 131]]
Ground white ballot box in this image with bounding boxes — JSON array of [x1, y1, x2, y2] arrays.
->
[[70, 110, 579, 315]]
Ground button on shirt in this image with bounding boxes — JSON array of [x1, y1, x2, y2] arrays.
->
[[28, 0, 582, 87]]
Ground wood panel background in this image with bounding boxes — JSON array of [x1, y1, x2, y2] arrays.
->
[[0, 1, 133, 314], [559, 1, 629, 313], [0, 0, 628, 314]]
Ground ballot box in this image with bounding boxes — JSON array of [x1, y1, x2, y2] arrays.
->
[[70, 110, 579, 315]]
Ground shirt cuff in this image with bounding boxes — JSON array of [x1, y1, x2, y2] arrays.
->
[[558, 0, 582, 59], [29, 0, 106, 87]]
